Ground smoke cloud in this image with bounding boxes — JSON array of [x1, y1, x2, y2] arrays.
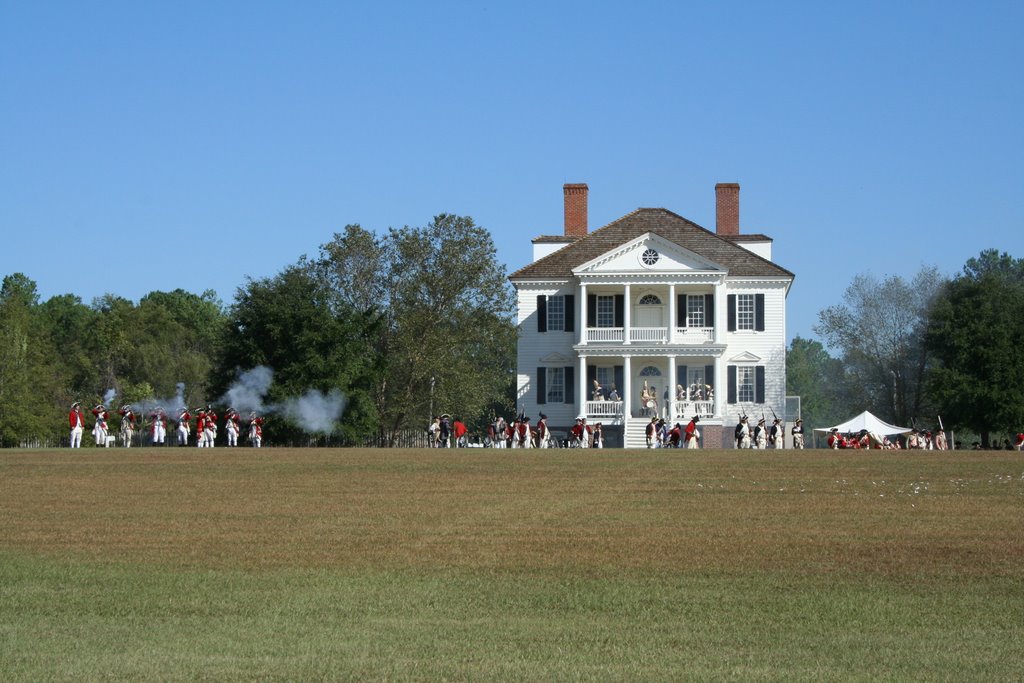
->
[[277, 389, 348, 433], [222, 366, 273, 414], [220, 365, 347, 433], [103, 388, 117, 405]]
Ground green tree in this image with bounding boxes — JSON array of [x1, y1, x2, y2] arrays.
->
[[786, 336, 850, 437], [215, 263, 381, 443], [925, 250, 1024, 446], [0, 274, 61, 444], [814, 267, 946, 426], [127, 289, 225, 405], [316, 215, 516, 443]]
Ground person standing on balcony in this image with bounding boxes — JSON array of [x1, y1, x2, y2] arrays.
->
[[791, 419, 805, 449], [592, 380, 604, 401], [608, 385, 620, 401], [640, 380, 658, 418], [684, 416, 700, 449]]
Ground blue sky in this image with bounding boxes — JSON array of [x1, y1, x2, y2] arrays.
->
[[2, 1, 1021, 344]]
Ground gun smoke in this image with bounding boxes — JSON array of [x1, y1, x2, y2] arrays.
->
[[221, 365, 347, 433]]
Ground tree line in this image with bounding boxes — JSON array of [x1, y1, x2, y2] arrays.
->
[[0, 215, 516, 447], [788, 249, 1024, 447]]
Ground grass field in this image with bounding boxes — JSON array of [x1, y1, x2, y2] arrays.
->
[[1, 448, 1021, 681]]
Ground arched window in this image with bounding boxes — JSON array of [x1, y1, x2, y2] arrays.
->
[[638, 294, 662, 305], [639, 366, 662, 377]]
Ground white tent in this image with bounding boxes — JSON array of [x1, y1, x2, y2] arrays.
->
[[814, 410, 912, 435]]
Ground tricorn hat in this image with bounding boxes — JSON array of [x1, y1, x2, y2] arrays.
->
[[692, 416, 700, 422]]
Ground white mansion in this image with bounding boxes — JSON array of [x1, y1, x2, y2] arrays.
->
[[509, 183, 794, 448]]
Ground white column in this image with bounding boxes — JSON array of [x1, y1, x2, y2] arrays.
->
[[714, 280, 726, 344], [668, 283, 676, 343], [668, 355, 677, 422], [578, 354, 587, 418], [623, 283, 631, 345], [623, 355, 632, 420], [579, 283, 588, 346]]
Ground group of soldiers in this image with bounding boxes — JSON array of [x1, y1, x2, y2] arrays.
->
[[68, 401, 265, 448], [827, 427, 947, 450], [479, 413, 607, 448], [734, 415, 800, 449], [645, 415, 702, 448]]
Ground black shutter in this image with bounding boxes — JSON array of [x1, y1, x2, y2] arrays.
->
[[705, 294, 714, 328], [587, 295, 597, 328], [614, 295, 624, 327], [727, 365, 737, 404], [564, 366, 575, 405], [704, 365, 714, 393], [727, 294, 737, 331], [537, 368, 546, 405], [587, 364, 596, 397], [537, 295, 547, 333], [755, 366, 766, 403], [564, 295, 575, 332], [613, 366, 624, 397], [755, 294, 765, 332], [677, 294, 687, 328], [677, 365, 688, 395]]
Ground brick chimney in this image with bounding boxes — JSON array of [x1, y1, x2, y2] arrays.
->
[[715, 182, 739, 236], [563, 183, 588, 237]]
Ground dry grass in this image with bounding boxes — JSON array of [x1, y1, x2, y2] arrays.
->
[[1, 448, 1022, 681], [2, 448, 1021, 577]]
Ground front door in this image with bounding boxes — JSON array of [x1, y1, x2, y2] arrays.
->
[[635, 364, 665, 418]]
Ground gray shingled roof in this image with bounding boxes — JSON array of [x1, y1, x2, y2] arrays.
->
[[509, 208, 794, 281]]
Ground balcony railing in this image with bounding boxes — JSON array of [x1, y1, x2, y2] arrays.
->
[[584, 326, 715, 344], [675, 327, 715, 344], [630, 327, 668, 343], [673, 401, 715, 419], [586, 328, 624, 342], [585, 400, 624, 419]]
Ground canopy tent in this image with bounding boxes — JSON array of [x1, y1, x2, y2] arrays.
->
[[814, 410, 912, 435]]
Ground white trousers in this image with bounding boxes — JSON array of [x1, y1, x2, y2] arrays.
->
[[70, 427, 82, 448]]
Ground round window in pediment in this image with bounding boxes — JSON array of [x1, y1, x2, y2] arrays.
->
[[640, 248, 660, 266]]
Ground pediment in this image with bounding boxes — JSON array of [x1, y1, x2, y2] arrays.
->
[[729, 351, 762, 363], [573, 233, 725, 275], [539, 352, 570, 363]]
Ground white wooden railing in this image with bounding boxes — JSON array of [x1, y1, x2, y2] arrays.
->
[[586, 328, 624, 342], [585, 400, 625, 419], [673, 401, 715, 419], [585, 326, 715, 344], [629, 327, 668, 343], [675, 327, 715, 344]]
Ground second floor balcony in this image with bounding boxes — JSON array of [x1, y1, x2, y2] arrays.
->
[[584, 326, 715, 345]]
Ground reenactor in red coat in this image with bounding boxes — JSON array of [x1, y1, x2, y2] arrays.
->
[[248, 413, 264, 448], [69, 402, 85, 448], [149, 407, 168, 445], [91, 404, 110, 447], [224, 409, 241, 447], [176, 408, 190, 445]]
